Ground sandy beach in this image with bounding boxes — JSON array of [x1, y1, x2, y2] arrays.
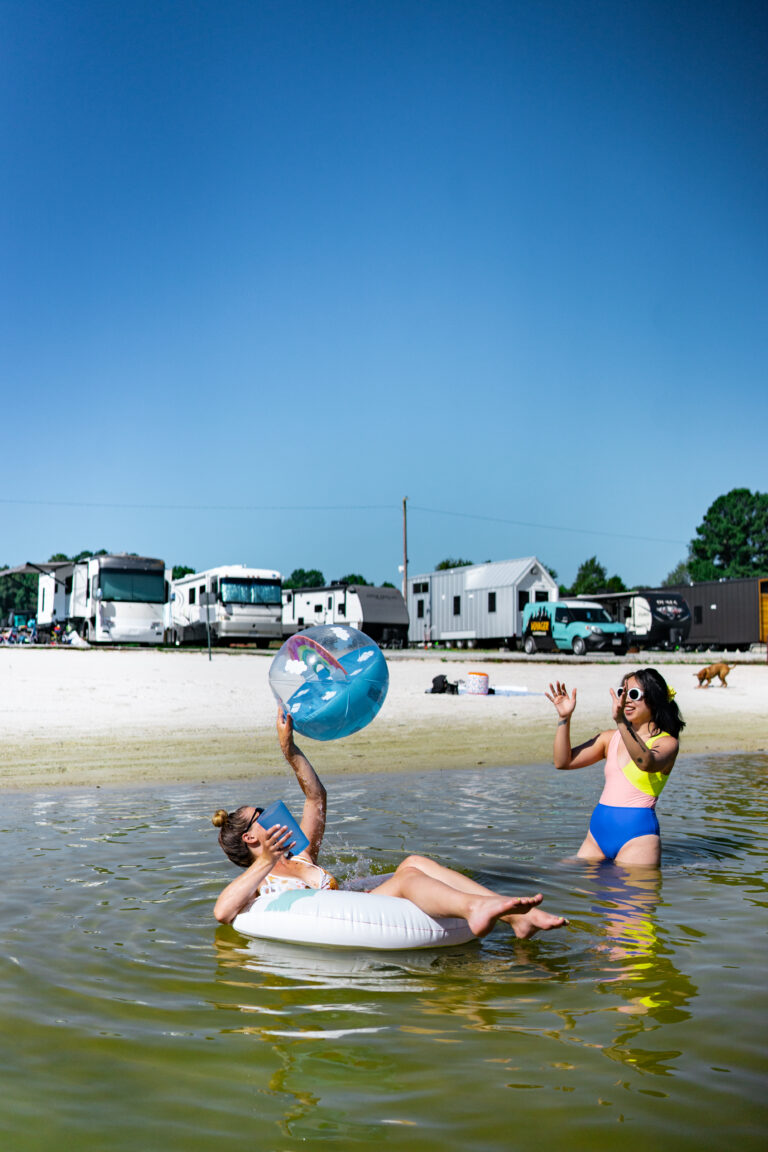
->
[[1, 646, 765, 791]]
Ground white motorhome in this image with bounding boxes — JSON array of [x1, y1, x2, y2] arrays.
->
[[37, 554, 169, 644], [168, 565, 282, 647], [282, 583, 410, 648]]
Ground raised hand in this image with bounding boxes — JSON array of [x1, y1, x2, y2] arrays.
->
[[276, 705, 297, 756], [262, 823, 294, 865], [545, 681, 577, 719], [609, 685, 627, 725]]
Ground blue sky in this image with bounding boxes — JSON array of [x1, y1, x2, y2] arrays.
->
[[2, 0, 766, 588]]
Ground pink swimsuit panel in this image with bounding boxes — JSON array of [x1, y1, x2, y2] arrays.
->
[[598, 730, 657, 809]]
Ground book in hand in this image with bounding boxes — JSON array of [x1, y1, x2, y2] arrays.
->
[[256, 800, 310, 859]]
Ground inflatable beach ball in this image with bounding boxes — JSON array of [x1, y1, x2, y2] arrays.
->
[[269, 625, 389, 741]]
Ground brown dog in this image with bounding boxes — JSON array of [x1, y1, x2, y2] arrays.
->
[[694, 662, 736, 687]]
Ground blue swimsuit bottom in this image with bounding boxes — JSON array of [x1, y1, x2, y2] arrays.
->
[[589, 804, 660, 861]]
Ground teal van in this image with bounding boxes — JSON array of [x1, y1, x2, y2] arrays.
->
[[521, 599, 628, 656]]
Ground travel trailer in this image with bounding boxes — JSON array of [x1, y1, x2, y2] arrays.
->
[[282, 583, 409, 648], [576, 590, 691, 649], [406, 558, 558, 648], [168, 565, 282, 646], [37, 554, 169, 644]]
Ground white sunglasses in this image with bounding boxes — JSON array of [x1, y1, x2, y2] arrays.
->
[[618, 686, 644, 701]]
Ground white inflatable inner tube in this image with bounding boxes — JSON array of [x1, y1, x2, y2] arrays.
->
[[232, 888, 476, 950]]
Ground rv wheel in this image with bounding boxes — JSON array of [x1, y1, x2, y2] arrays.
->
[[572, 637, 587, 656], [523, 635, 537, 655]]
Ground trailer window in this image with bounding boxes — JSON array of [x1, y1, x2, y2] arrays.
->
[[518, 590, 529, 612], [99, 570, 166, 603], [220, 579, 281, 606], [189, 587, 196, 605], [453, 596, 460, 615], [535, 590, 548, 602], [417, 599, 424, 618], [694, 605, 703, 624], [488, 592, 496, 613]]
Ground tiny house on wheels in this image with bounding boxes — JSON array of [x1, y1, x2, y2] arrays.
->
[[664, 577, 768, 650], [36, 554, 169, 644], [282, 584, 410, 648], [168, 566, 282, 646], [406, 558, 558, 648]]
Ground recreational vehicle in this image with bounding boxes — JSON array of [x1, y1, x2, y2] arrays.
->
[[406, 558, 558, 648], [576, 590, 691, 649], [664, 577, 768, 650], [168, 565, 282, 647], [37, 554, 169, 644], [282, 584, 409, 648]]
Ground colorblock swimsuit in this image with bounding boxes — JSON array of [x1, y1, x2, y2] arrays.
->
[[589, 730, 672, 860]]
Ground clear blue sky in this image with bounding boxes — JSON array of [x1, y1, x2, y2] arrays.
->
[[2, 0, 766, 588]]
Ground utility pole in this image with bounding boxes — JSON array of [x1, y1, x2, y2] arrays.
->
[[402, 496, 408, 601]]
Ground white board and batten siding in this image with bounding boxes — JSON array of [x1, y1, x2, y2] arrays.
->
[[407, 557, 558, 648]]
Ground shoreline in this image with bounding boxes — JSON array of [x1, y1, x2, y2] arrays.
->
[[1, 648, 765, 791]]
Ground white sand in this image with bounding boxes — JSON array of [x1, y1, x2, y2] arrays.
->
[[0, 647, 765, 790]]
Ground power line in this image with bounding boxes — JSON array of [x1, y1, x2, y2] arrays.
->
[[0, 496, 688, 546], [409, 504, 688, 546], [0, 498, 394, 513]]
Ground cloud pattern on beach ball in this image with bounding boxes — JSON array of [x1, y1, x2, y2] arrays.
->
[[268, 625, 389, 741]]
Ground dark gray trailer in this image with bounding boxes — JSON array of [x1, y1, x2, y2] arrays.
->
[[665, 577, 768, 650]]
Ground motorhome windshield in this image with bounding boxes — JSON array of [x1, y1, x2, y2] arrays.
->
[[99, 570, 165, 603], [220, 578, 281, 606], [562, 607, 614, 624]]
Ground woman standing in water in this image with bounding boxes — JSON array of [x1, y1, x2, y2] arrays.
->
[[546, 668, 685, 866], [212, 708, 566, 939]]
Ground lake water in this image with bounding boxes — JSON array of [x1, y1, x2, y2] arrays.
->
[[2, 752, 767, 1151]]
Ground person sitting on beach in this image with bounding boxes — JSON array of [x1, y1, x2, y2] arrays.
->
[[546, 668, 685, 867], [212, 707, 567, 940]]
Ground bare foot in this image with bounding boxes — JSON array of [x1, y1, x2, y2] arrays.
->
[[507, 907, 568, 940], [497, 893, 543, 926], [467, 894, 540, 938]]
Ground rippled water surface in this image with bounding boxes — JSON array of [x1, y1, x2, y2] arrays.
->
[[2, 753, 767, 1151]]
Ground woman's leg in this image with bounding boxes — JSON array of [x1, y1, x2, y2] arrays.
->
[[615, 834, 661, 868], [370, 865, 534, 938], [372, 856, 567, 939], [577, 830, 607, 861]]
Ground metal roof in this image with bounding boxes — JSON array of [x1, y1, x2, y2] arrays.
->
[[410, 557, 555, 589]]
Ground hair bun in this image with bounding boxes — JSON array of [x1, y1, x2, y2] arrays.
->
[[212, 809, 228, 828]]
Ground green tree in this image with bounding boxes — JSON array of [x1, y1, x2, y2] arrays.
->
[[435, 557, 473, 570], [283, 568, 325, 589], [172, 565, 196, 580], [338, 573, 368, 585], [0, 568, 37, 621], [568, 556, 626, 596], [662, 558, 693, 586], [689, 488, 768, 580]]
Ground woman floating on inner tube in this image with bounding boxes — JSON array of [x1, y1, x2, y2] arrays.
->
[[212, 708, 566, 940], [546, 668, 685, 867]]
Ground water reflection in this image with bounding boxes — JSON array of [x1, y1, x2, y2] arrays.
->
[[0, 753, 765, 1151]]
